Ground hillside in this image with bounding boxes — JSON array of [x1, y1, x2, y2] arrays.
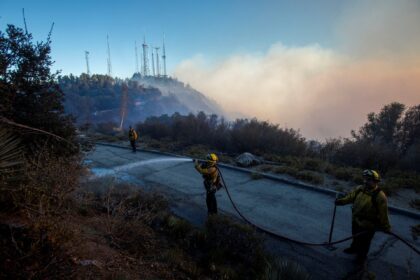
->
[[60, 74, 224, 127]]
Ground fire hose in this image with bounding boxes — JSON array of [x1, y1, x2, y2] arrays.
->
[[216, 166, 420, 255]]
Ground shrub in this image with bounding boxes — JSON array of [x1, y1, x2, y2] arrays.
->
[[332, 167, 353, 181], [385, 170, 420, 192], [88, 185, 169, 255], [265, 258, 311, 280], [258, 165, 274, 172], [296, 171, 324, 185], [303, 158, 325, 172], [327, 166, 363, 184], [201, 215, 268, 279], [409, 199, 420, 211], [274, 166, 299, 177], [164, 215, 194, 240], [183, 145, 210, 159], [95, 122, 119, 135], [277, 156, 304, 170], [250, 172, 264, 180], [138, 113, 308, 157], [0, 150, 80, 279]]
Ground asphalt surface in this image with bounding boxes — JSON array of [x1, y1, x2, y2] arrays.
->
[[85, 144, 420, 280]]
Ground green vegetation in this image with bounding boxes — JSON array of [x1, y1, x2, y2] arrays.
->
[[250, 172, 264, 180], [60, 74, 190, 126], [274, 166, 299, 177], [0, 24, 77, 156], [265, 258, 311, 280], [131, 102, 420, 194], [0, 24, 81, 277], [138, 113, 307, 156], [296, 171, 324, 185]]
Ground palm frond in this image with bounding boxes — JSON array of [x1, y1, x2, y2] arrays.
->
[[0, 127, 23, 171]]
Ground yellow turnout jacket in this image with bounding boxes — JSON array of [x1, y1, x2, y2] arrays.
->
[[129, 129, 138, 141], [195, 162, 218, 184], [336, 185, 391, 231]]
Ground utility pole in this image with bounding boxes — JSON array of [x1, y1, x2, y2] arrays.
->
[[135, 41, 139, 74], [151, 48, 155, 77], [85, 51, 91, 75], [155, 47, 160, 77], [162, 34, 167, 78], [142, 36, 149, 76], [106, 35, 112, 77]]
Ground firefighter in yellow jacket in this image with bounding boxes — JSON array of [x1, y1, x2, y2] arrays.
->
[[194, 153, 222, 215], [128, 126, 138, 152], [335, 169, 391, 264]]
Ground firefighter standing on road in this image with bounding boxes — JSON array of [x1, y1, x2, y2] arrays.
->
[[335, 169, 391, 264], [128, 126, 138, 152], [194, 153, 222, 215]]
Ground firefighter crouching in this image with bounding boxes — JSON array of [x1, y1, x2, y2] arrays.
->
[[128, 126, 138, 152], [335, 169, 391, 264], [194, 153, 222, 215]]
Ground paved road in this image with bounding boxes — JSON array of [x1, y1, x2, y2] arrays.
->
[[85, 144, 420, 280]]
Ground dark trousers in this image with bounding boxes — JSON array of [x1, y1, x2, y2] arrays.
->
[[130, 140, 136, 152], [206, 191, 218, 215], [351, 222, 375, 260]]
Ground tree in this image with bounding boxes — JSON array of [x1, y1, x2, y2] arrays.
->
[[399, 105, 420, 154], [0, 24, 76, 154], [352, 102, 405, 146]]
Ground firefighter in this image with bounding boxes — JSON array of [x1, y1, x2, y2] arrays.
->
[[128, 126, 138, 152], [335, 169, 391, 264], [194, 153, 222, 215]]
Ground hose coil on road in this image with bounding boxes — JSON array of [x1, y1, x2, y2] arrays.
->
[[216, 166, 420, 255]]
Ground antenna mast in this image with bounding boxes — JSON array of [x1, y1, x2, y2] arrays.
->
[[22, 8, 28, 34], [155, 47, 160, 77], [106, 35, 112, 77], [85, 51, 91, 75], [151, 48, 155, 77], [162, 34, 167, 78], [135, 41, 139, 73], [47, 22, 54, 42], [142, 36, 149, 76]]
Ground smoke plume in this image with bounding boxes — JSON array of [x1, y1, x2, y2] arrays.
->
[[174, 0, 420, 140]]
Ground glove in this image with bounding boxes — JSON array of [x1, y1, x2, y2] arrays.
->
[[193, 159, 199, 165]]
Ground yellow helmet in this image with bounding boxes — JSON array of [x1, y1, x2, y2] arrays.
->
[[206, 153, 218, 164], [363, 169, 380, 182]]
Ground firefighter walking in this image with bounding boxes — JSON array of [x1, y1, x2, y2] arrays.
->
[[128, 126, 138, 152], [194, 153, 222, 215], [335, 169, 391, 264]]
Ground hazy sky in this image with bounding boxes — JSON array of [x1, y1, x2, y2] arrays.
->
[[1, 0, 420, 139]]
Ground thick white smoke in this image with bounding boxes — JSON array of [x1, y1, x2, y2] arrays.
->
[[173, 0, 420, 140]]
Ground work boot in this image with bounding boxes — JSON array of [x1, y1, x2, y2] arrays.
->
[[343, 247, 357, 254], [354, 255, 367, 267]]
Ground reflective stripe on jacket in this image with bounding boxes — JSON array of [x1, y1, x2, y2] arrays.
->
[[336, 185, 391, 231]]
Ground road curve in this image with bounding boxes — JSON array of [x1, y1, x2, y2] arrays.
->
[[85, 143, 420, 280]]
